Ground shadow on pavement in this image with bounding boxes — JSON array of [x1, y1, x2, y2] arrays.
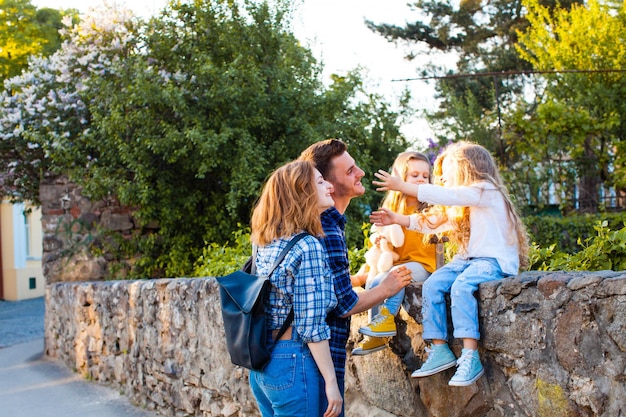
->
[[0, 297, 162, 417]]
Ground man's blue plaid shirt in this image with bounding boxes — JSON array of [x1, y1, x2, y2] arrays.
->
[[319, 207, 359, 382]]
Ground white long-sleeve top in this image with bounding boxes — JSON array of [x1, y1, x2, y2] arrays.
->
[[408, 182, 520, 275]]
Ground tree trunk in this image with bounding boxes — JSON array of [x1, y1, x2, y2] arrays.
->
[[577, 136, 600, 213]]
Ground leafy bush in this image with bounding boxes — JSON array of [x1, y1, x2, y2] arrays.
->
[[529, 221, 626, 271], [523, 212, 626, 253], [347, 223, 371, 275], [1, 1, 407, 279], [195, 217, 626, 279], [193, 228, 252, 277], [194, 224, 372, 277]]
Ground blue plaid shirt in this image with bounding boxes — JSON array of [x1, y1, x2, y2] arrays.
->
[[255, 234, 337, 343], [319, 208, 359, 381]]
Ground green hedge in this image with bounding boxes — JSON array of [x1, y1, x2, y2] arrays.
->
[[195, 214, 626, 276], [524, 212, 626, 253], [528, 220, 626, 271], [193, 225, 370, 277]]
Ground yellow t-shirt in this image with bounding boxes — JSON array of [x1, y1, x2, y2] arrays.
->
[[392, 206, 437, 273], [394, 225, 437, 273], [364, 206, 438, 274]]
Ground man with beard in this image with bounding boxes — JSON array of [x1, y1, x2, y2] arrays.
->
[[300, 139, 412, 416]]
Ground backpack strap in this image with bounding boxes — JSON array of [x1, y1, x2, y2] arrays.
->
[[250, 245, 258, 274], [273, 309, 295, 342], [267, 232, 309, 276], [266, 232, 309, 342]]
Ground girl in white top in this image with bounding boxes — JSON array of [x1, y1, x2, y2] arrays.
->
[[371, 141, 528, 387]]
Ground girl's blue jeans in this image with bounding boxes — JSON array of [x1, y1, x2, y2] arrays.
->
[[421, 257, 504, 341], [249, 332, 322, 417], [366, 262, 431, 318]]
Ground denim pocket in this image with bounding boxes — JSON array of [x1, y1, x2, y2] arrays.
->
[[258, 353, 297, 391]]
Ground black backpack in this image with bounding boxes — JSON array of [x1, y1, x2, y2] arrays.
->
[[216, 233, 308, 370]]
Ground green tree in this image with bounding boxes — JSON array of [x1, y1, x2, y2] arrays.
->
[[366, 0, 583, 159], [503, 99, 614, 213], [513, 0, 626, 213], [0, 0, 70, 86], [1, 0, 407, 277]]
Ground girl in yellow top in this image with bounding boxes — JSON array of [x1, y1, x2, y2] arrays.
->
[[352, 152, 437, 355]]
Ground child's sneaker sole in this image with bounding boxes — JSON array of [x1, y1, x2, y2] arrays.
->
[[358, 327, 397, 337], [448, 367, 485, 386], [411, 359, 457, 378], [351, 344, 388, 355]]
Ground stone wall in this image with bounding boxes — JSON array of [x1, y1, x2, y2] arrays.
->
[[40, 175, 137, 283], [44, 271, 626, 417]]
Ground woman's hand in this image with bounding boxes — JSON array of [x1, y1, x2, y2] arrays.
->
[[307, 340, 343, 417], [323, 381, 343, 417]]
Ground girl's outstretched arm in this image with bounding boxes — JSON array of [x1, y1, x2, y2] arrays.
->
[[370, 207, 411, 228], [373, 169, 419, 196]]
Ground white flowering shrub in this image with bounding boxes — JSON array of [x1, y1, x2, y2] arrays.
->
[[0, 6, 140, 203], [1, 0, 408, 278]]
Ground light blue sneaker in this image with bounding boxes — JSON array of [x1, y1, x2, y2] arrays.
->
[[411, 343, 457, 378], [448, 348, 485, 386]]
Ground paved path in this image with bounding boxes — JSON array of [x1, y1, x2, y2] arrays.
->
[[0, 296, 45, 348], [0, 297, 162, 417]]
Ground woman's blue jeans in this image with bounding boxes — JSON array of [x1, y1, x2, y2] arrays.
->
[[366, 262, 431, 318], [421, 257, 504, 341], [249, 333, 322, 417]]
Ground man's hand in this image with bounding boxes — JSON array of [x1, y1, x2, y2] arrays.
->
[[379, 265, 412, 297]]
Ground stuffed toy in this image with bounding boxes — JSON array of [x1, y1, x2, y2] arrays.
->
[[364, 223, 405, 282]]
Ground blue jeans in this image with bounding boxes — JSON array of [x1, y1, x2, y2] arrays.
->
[[366, 262, 431, 318], [421, 257, 504, 341], [250, 333, 322, 417]]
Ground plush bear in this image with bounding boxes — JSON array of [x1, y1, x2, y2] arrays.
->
[[364, 223, 405, 282]]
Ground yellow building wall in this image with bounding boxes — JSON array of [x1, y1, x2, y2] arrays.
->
[[1, 202, 45, 301]]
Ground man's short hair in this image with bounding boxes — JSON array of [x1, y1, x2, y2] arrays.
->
[[299, 138, 347, 180]]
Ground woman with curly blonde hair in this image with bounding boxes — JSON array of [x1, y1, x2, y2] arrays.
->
[[370, 141, 529, 387]]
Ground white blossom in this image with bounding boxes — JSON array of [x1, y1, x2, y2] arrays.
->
[[1, 3, 141, 194]]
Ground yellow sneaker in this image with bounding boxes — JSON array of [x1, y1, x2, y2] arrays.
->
[[352, 336, 387, 355], [358, 306, 397, 337]]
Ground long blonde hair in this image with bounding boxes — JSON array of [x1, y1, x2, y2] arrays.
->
[[425, 141, 529, 269], [381, 151, 431, 215], [251, 160, 325, 246]]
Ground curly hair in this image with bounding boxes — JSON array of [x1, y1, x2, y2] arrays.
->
[[424, 141, 529, 269], [251, 160, 324, 246]]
